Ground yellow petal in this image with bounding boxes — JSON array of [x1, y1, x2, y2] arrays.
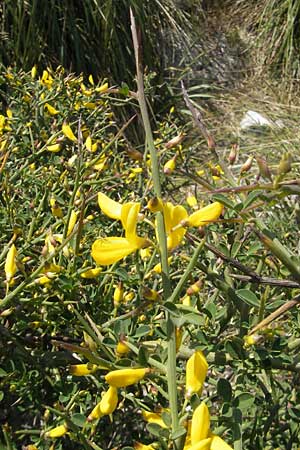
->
[[67, 210, 78, 236], [188, 438, 212, 450], [210, 435, 233, 450], [134, 443, 155, 450], [105, 368, 149, 387], [91, 236, 145, 265], [62, 122, 77, 142], [69, 363, 98, 376], [45, 424, 68, 438], [185, 202, 223, 227], [5, 244, 17, 281], [98, 192, 122, 220], [142, 410, 167, 428], [45, 103, 59, 115], [186, 351, 208, 397], [121, 202, 140, 239], [80, 268, 102, 279], [96, 82, 109, 93], [47, 143, 61, 153], [191, 402, 210, 445], [157, 202, 187, 250], [98, 386, 118, 415]]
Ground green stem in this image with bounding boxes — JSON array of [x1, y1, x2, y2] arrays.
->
[[130, 9, 180, 447]]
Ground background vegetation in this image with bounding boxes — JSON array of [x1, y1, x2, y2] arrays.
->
[[1, 1, 300, 449]]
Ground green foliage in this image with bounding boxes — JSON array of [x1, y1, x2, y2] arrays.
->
[[0, 65, 300, 450], [0, 0, 196, 84]]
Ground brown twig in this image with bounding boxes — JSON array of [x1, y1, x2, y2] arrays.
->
[[249, 294, 300, 335]]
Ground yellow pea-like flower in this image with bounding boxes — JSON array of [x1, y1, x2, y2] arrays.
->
[[98, 386, 118, 415], [113, 282, 124, 305], [142, 410, 167, 428], [62, 122, 77, 142], [191, 402, 210, 445], [210, 435, 233, 450], [116, 339, 130, 356], [45, 424, 68, 438], [163, 156, 176, 175], [67, 210, 78, 236], [5, 244, 17, 282], [31, 65, 37, 79], [69, 363, 98, 376], [182, 202, 223, 228], [47, 143, 61, 153], [134, 443, 155, 450], [80, 268, 102, 279], [96, 82, 109, 93], [105, 367, 150, 387], [186, 351, 208, 398], [45, 103, 59, 116], [188, 438, 212, 450]]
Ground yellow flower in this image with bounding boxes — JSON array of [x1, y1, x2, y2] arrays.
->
[[181, 202, 223, 228], [45, 103, 59, 116], [157, 202, 188, 250], [147, 197, 164, 213], [62, 122, 77, 142], [69, 363, 98, 376], [116, 339, 130, 356], [45, 424, 68, 438], [5, 244, 17, 282], [164, 156, 176, 175], [134, 443, 155, 450], [80, 267, 102, 279], [191, 403, 210, 445], [67, 210, 78, 236], [92, 194, 149, 265], [105, 367, 150, 387], [187, 438, 212, 450], [113, 282, 124, 305], [210, 435, 233, 450], [142, 409, 167, 428], [85, 136, 98, 152], [88, 386, 119, 421], [96, 82, 109, 93], [186, 351, 208, 398], [47, 143, 61, 153]]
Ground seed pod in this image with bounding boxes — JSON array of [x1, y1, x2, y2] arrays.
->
[[165, 132, 184, 149], [240, 156, 253, 174], [187, 279, 202, 296], [256, 155, 272, 180], [228, 144, 238, 165], [105, 367, 150, 387], [278, 152, 292, 175]]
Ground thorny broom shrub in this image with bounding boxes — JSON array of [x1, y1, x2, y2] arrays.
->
[[1, 26, 300, 450]]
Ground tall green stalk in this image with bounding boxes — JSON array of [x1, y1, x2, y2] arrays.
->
[[130, 9, 181, 447]]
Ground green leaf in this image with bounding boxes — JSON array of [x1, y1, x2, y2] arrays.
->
[[135, 325, 151, 337], [163, 301, 180, 316], [243, 190, 263, 209], [234, 393, 255, 412], [170, 425, 186, 440], [138, 346, 149, 366], [236, 289, 260, 307], [0, 391, 4, 402], [212, 194, 235, 209], [114, 267, 129, 281], [71, 413, 86, 428], [217, 378, 232, 402], [147, 422, 169, 438], [0, 369, 8, 377]]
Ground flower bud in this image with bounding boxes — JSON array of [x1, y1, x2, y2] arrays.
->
[[105, 367, 150, 387], [45, 424, 68, 438], [187, 280, 202, 296], [69, 363, 98, 376], [191, 402, 210, 445], [165, 132, 184, 149], [186, 351, 208, 398], [113, 282, 124, 306], [163, 156, 176, 175], [147, 197, 164, 213]]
